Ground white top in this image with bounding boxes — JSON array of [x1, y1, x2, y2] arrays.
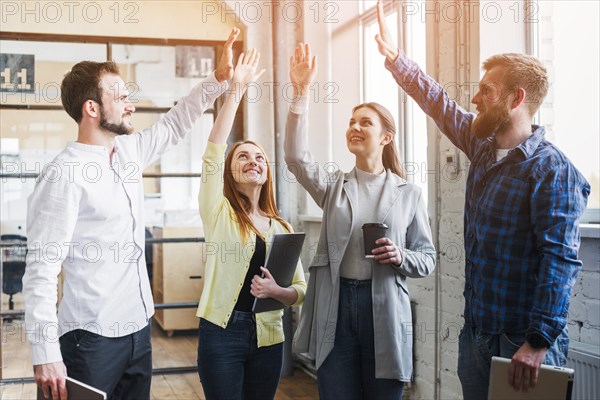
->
[[496, 148, 512, 162], [340, 167, 387, 280], [22, 73, 228, 365]]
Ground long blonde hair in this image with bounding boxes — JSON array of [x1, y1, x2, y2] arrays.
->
[[352, 102, 406, 179], [223, 140, 291, 240]]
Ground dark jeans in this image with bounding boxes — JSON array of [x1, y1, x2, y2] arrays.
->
[[59, 323, 152, 400], [457, 322, 569, 400], [317, 278, 405, 400], [197, 311, 283, 400]]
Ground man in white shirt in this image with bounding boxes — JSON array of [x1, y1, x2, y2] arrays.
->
[[22, 28, 240, 400]]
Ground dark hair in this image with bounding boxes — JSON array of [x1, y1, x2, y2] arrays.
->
[[61, 61, 120, 123], [352, 102, 406, 179]]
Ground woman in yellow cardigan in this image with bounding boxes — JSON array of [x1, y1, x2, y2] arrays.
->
[[196, 45, 306, 400]]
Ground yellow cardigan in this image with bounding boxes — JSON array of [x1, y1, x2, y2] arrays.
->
[[196, 141, 306, 347]]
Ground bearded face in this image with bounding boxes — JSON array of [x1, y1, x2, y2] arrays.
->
[[471, 95, 512, 139], [97, 73, 135, 136], [99, 105, 134, 136]]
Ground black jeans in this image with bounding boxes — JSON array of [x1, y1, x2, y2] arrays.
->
[[59, 323, 152, 400], [317, 278, 405, 400], [197, 311, 284, 400]]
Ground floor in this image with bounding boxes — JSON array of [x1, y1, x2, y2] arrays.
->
[[1, 293, 318, 400]]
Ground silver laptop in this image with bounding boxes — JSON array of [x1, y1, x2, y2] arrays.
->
[[36, 376, 107, 400], [488, 356, 574, 400]]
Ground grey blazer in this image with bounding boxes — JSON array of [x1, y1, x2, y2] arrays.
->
[[285, 109, 436, 381]]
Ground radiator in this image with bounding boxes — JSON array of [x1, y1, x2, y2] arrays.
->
[[566, 341, 600, 400]]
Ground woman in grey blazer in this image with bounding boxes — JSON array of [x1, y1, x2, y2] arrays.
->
[[286, 43, 436, 399]]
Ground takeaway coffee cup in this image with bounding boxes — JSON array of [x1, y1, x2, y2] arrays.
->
[[362, 223, 389, 258]]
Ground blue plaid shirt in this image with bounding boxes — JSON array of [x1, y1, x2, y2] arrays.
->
[[386, 55, 590, 345]]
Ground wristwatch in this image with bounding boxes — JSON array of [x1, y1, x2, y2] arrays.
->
[[526, 333, 550, 349]]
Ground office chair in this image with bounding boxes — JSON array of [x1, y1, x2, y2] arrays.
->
[[1, 234, 27, 314]]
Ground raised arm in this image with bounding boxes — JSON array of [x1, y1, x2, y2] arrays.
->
[[208, 49, 265, 144], [133, 28, 239, 168], [199, 49, 265, 224], [375, 0, 479, 160], [284, 43, 336, 207]]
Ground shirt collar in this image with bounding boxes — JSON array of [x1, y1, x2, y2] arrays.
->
[[486, 125, 546, 161], [515, 125, 545, 159], [68, 141, 109, 155]]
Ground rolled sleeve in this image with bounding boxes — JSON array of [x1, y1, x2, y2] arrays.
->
[[529, 162, 590, 343]]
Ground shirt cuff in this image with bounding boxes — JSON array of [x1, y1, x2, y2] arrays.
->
[[198, 72, 230, 103], [384, 50, 414, 74], [30, 341, 63, 366], [290, 95, 309, 115]]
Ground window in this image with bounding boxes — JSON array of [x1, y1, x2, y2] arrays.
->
[[0, 36, 234, 233], [533, 0, 599, 219], [360, 0, 429, 202]]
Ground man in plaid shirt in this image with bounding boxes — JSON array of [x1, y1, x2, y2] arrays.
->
[[375, 2, 590, 398]]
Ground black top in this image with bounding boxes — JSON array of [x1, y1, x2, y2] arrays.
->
[[234, 235, 266, 312]]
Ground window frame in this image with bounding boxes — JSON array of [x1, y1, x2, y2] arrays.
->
[[526, 1, 599, 223]]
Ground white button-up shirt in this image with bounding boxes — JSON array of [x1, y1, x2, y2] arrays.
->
[[23, 73, 227, 365]]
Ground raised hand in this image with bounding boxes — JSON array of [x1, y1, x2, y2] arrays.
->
[[215, 27, 240, 82], [375, 0, 399, 62], [232, 48, 266, 92], [289, 43, 318, 97]]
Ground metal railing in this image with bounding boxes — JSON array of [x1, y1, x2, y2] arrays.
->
[[0, 236, 205, 383]]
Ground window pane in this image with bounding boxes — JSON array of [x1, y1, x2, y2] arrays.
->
[[112, 44, 216, 108], [363, 13, 398, 121], [0, 41, 105, 106], [360, 0, 378, 13], [145, 112, 214, 228], [537, 1, 600, 209], [405, 7, 428, 203]]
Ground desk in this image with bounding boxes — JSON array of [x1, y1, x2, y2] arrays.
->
[[152, 226, 205, 335]]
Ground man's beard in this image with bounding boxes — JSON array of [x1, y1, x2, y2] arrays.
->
[[471, 101, 511, 139], [100, 110, 133, 136]]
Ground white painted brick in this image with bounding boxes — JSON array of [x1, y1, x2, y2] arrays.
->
[[441, 350, 459, 373], [439, 259, 465, 281], [411, 276, 435, 291], [582, 272, 600, 299], [442, 195, 465, 213], [440, 310, 465, 323], [441, 274, 465, 295], [440, 369, 464, 399], [567, 321, 582, 342], [412, 379, 435, 400], [586, 299, 600, 328], [412, 290, 436, 309], [439, 240, 466, 266], [579, 326, 600, 347], [569, 295, 587, 322], [441, 294, 465, 317]]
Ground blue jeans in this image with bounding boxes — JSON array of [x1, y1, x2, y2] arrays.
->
[[59, 323, 152, 399], [197, 311, 283, 400], [457, 323, 569, 400], [317, 278, 405, 400]]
